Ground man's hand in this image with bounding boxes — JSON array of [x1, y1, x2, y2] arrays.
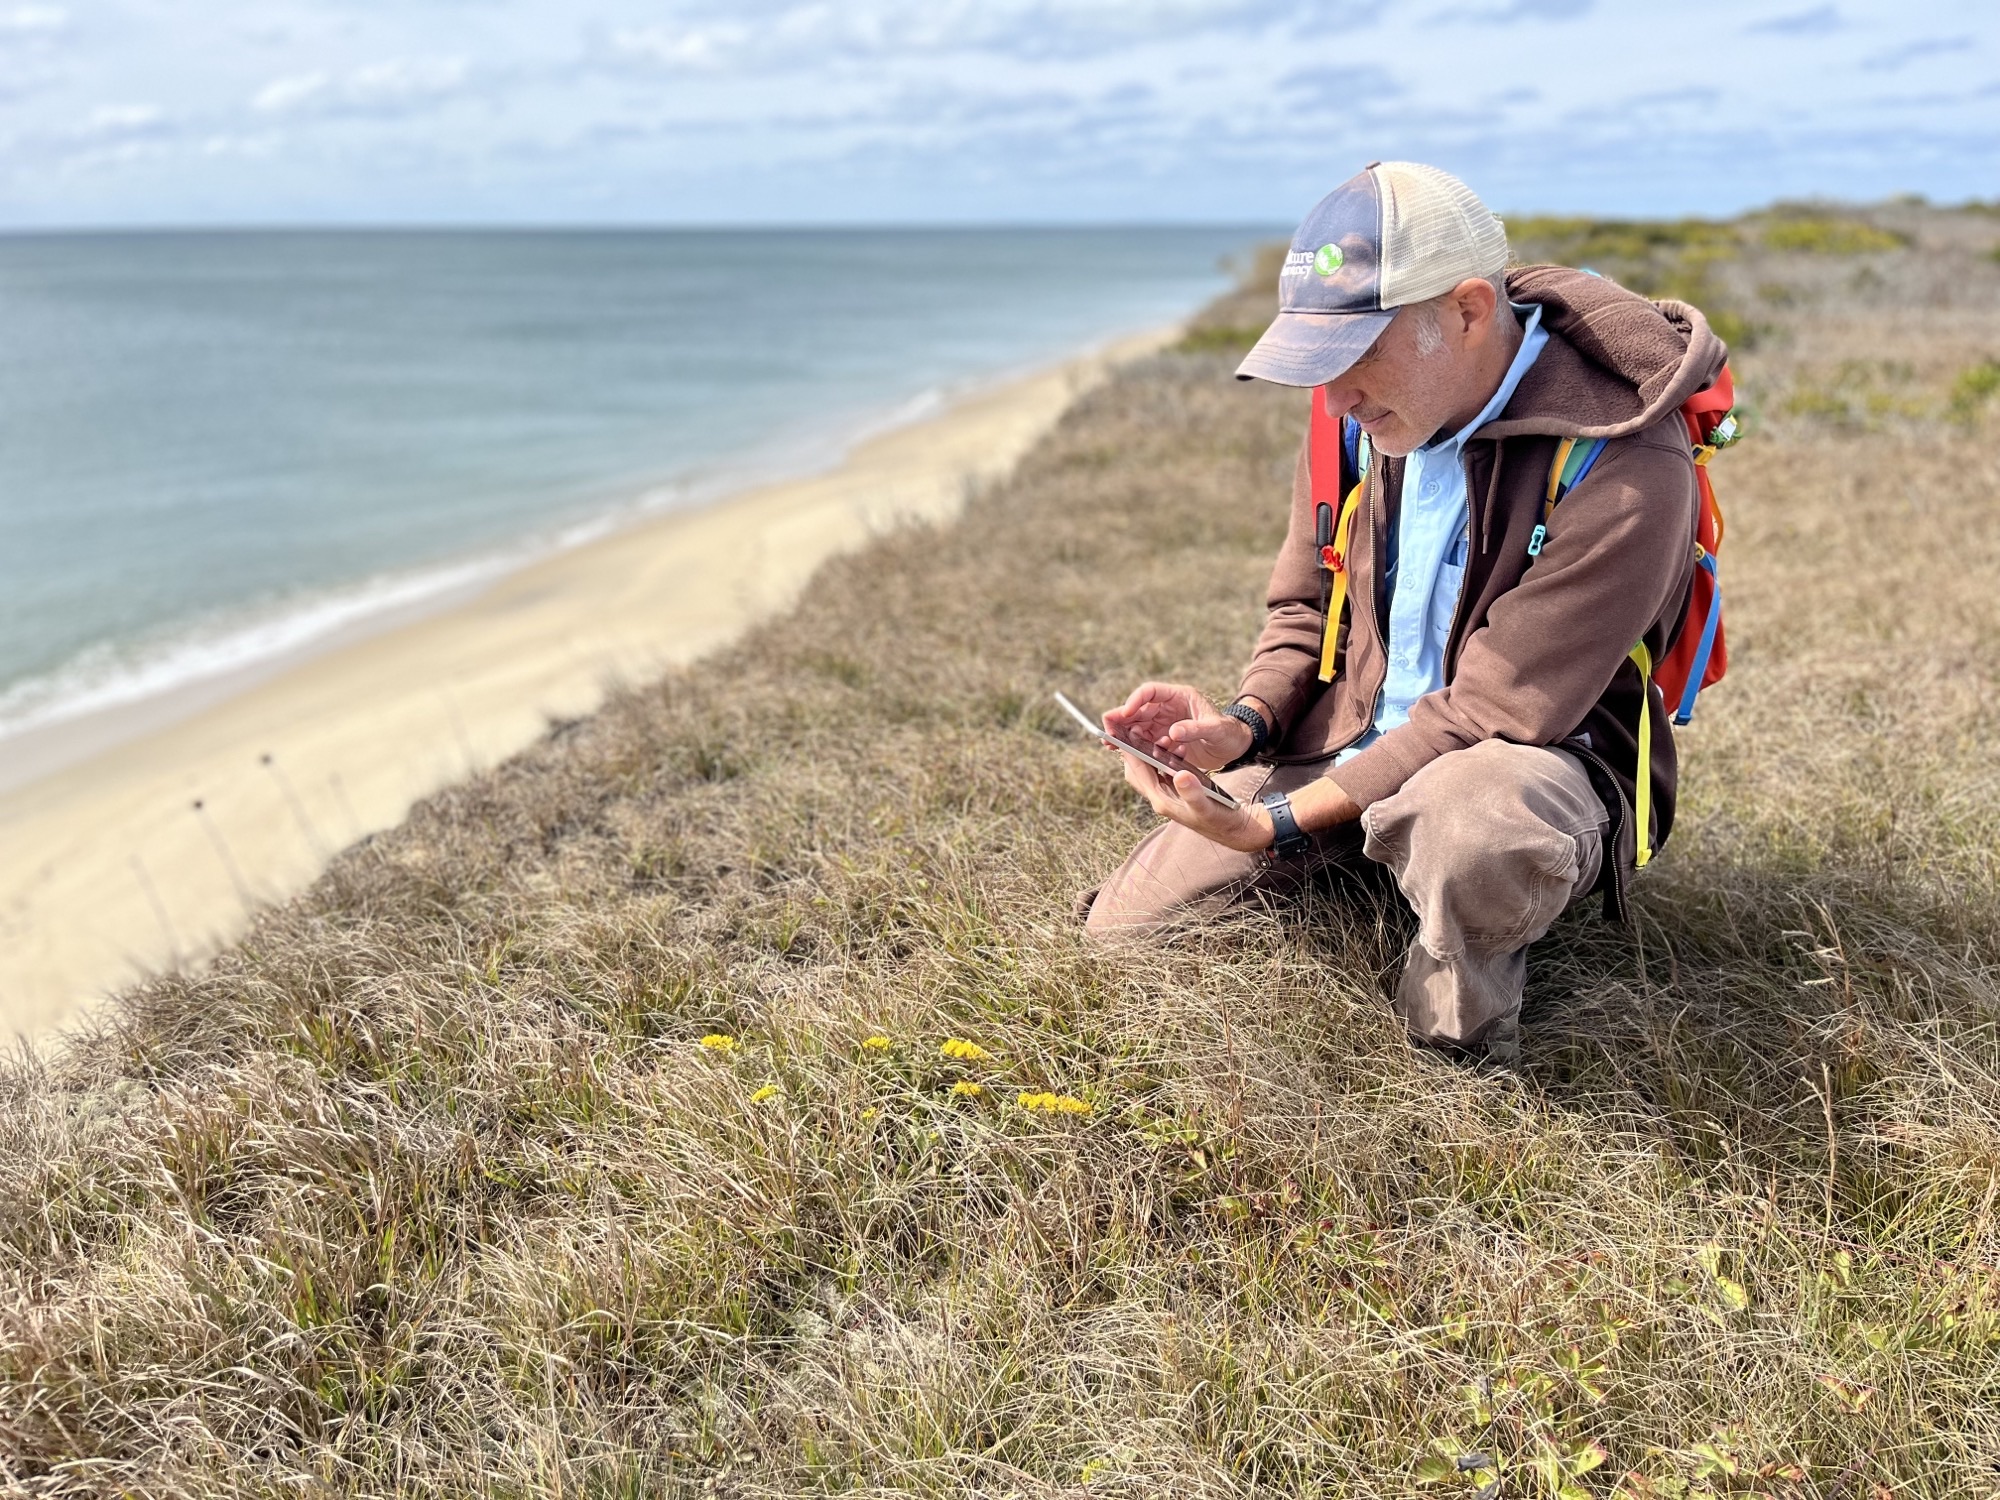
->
[[1103, 681, 1255, 773], [1102, 679, 1362, 852], [1121, 753, 1366, 853], [1117, 755, 1275, 854]]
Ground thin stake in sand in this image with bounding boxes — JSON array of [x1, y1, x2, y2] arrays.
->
[[260, 751, 329, 860], [190, 798, 254, 916], [127, 855, 180, 970]]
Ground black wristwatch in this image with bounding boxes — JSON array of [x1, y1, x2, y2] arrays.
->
[[1222, 701, 1271, 769], [1259, 790, 1312, 862]]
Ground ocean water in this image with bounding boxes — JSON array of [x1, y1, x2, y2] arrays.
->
[[0, 227, 1259, 747]]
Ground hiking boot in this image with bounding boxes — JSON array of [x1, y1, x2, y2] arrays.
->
[[1406, 1011, 1522, 1069]]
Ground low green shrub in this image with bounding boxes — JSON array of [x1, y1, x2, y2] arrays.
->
[[1761, 216, 1908, 255], [1174, 323, 1264, 355], [1947, 357, 2000, 422], [1506, 215, 1741, 264]]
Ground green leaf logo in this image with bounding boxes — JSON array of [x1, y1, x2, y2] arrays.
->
[[1313, 243, 1345, 276]]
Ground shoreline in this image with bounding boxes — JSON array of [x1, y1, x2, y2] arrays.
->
[[0, 346, 1078, 795], [0, 325, 1175, 1041]]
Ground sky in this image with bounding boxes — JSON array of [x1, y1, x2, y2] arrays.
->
[[0, 0, 1994, 227]]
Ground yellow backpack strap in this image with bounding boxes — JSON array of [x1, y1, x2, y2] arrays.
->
[[1316, 476, 1364, 682], [1545, 436, 1576, 518], [1628, 641, 1654, 868]]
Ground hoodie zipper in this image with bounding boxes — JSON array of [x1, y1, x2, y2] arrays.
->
[[1440, 441, 1498, 673]]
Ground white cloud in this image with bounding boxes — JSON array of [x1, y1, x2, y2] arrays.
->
[[0, 5, 67, 34], [0, 0, 1994, 223], [348, 56, 467, 103], [610, 24, 746, 70], [605, 0, 1368, 73], [252, 72, 328, 113], [251, 57, 467, 118], [200, 132, 279, 159], [79, 103, 165, 139]]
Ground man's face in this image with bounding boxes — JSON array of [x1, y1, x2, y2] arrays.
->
[[1317, 294, 1480, 457]]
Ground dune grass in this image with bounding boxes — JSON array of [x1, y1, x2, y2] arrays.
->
[[5, 205, 2000, 1497]]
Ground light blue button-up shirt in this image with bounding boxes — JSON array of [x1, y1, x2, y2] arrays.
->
[[1337, 303, 1548, 765]]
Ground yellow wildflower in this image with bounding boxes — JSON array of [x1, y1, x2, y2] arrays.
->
[[1016, 1090, 1091, 1116], [940, 1038, 993, 1063], [749, 1085, 779, 1104], [949, 1081, 984, 1098], [698, 1034, 739, 1053], [860, 1107, 879, 1121], [861, 1035, 893, 1052]]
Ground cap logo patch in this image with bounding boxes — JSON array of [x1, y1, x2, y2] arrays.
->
[[1313, 243, 1345, 276]]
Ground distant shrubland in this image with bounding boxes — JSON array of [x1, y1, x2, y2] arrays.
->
[[1179, 199, 1991, 363]]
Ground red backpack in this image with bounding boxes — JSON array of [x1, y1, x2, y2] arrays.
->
[[1306, 365, 1740, 866]]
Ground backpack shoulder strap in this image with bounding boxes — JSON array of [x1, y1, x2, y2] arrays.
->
[[1537, 432, 1657, 869], [1307, 389, 1369, 684], [1528, 435, 1609, 557]]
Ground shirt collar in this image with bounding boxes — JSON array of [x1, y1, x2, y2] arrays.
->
[[1418, 301, 1547, 457]]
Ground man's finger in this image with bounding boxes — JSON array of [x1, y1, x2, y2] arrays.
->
[[1119, 753, 1169, 809], [1118, 681, 1163, 716]]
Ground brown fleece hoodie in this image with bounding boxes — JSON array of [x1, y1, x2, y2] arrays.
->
[[1233, 266, 1728, 919]]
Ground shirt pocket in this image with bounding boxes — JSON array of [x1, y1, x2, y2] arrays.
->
[[1430, 556, 1466, 649]]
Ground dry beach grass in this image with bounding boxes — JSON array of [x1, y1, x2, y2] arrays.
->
[[4, 205, 2000, 1496]]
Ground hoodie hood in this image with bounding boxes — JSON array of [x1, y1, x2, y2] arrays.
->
[[1479, 264, 1728, 441]]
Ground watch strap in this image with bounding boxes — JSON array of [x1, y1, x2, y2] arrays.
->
[[1222, 701, 1271, 769], [1259, 790, 1312, 861]]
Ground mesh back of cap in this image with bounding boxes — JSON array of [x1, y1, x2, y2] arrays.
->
[[1376, 161, 1509, 307]]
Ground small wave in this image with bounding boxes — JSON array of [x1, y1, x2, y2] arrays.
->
[[0, 392, 917, 749], [0, 371, 1056, 752], [0, 556, 509, 742], [880, 386, 946, 430]]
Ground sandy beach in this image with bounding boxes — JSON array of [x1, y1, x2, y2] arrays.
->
[[0, 329, 1170, 1041]]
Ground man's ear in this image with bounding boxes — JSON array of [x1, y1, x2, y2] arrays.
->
[[1453, 276, 1499, 341]]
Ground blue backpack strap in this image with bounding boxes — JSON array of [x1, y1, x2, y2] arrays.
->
[[1673, 549, 1723, 725], [1555, 435, 1608, 498], [1341, 414, 1365, 487], [1528, 436, 1608, 557]]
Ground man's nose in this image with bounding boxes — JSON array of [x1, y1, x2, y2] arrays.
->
[[1318, 383, 1361, 422]]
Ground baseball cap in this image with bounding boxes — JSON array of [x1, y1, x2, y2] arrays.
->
[[1235, 161, 1510, 386]]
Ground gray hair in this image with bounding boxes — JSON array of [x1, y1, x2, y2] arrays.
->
[[1408, 273, 1509, 357]]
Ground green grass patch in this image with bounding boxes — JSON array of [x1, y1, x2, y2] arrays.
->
[[1781, 356, 2000, 430], [1947, 357, 2000, 422], [1506, 215, 1742, 264], [1506, 215, 1763, 349], [1760, 215, 1909, 255], [1174, 322, 1265, 355]]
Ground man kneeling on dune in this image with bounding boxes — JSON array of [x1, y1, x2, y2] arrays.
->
[[1079, 161, 1726, 1063]]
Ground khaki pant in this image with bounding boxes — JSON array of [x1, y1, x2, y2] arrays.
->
[[1080, 739, 1608, 1055]]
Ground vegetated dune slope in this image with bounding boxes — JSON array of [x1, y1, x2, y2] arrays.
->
[[5, 204, 1999, 1495]]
